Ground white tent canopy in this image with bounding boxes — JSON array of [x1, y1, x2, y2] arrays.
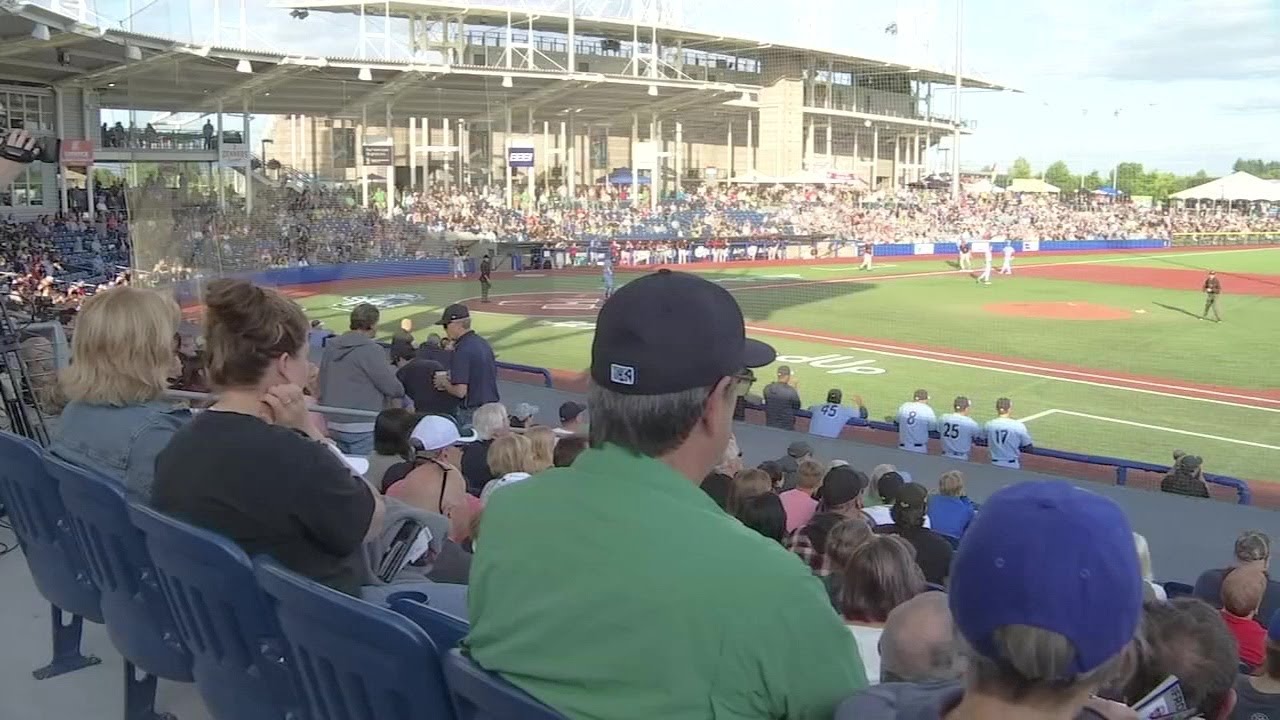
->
[[1007, 178, 1060, 194], [1170, 171, 1280, 202]]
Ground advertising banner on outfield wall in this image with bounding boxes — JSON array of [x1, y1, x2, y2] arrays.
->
[[913, 243, 935, 256], [1023, 240, 1040, 252]]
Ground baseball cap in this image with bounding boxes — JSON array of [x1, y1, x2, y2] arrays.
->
[[815, 466, 869, 509], [954, 396, 970, 411], [913, 389, 929, 401], [895, 482, 928, 512], [826, 389, 843, 404], [410, 415, 478, 451], [437, 303, 470, 326], [949, 481, 1143, 676], [590, 269, 776, 395], [876, 471, 906, 502], [1177, 454, 1203, 473], [1235, 531, 1271, 563], [778, 365, 793, 376], [559, 401, 586, 423], [511, 402, 539, 421], [996, 397, 1013, 413], [787, 441, 813, 458]]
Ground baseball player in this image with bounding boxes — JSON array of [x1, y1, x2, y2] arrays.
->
[[602, 252, 615, 299], [807, 388, 869, 439], [895, 389, 936, 454], [958, 237, 972, 270], [478, 252, 493, 303], [1202, 270, 1222, 322], [976, 243, 993, 285], [985, 397, 1033, 469], [999, 243, 1015, 274], [938, 395, 982, 461], [859, 240, 874, 271], [453, 246, 467, 278]]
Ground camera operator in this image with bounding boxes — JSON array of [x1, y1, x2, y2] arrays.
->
[[0, 128, 36, 187]]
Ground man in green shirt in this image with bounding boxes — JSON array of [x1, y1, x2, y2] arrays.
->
[[466, 269, 867, 719]]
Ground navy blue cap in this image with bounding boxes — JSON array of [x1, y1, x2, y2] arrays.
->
[[590, 270, 775, 394], [949, 481, 1143, 675]]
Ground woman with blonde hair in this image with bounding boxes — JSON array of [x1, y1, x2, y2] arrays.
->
[[479, 433, 539, 503], [727, 467, 773, 515], [1133, 532, 1168, 601], [926, 470, 977, 539], [51, 286, 189, 500], [461, 401, 510, 493], [524, 425, 557, 473]]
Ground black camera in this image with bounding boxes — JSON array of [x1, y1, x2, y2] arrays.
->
[[0, 117, 60, 165]]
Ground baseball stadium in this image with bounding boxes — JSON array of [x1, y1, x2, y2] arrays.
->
[[3, 0, 1280, 718]]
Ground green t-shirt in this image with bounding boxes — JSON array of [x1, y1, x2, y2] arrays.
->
[[466, 444, 867, 719]]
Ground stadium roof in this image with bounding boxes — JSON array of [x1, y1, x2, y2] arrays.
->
[[1170, 171, 1280, 202], [270, 0, 1011, 91]]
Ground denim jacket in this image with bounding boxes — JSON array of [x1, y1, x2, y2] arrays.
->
[[50, 400, 192, 501]]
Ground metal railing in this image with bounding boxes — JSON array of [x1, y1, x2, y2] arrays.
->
[[496, 361, 554, 388]]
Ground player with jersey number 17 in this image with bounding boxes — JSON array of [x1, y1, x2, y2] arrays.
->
[[986, 397, 1034, 469], [895, 389, 936, 454]]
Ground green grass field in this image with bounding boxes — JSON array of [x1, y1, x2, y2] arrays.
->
[[292, 247, 1280, 483]]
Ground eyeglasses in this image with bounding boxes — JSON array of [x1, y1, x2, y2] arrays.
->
[[728, 370, 755, 398]]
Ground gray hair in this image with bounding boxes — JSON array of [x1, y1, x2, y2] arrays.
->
[[880, 591, 965, 684], [587, 380, 716, 457], [966, 625, 1136, 707], [471, 402, 509, 440]]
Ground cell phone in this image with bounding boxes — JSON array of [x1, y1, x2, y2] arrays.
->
[[9, 118, 23, 130]]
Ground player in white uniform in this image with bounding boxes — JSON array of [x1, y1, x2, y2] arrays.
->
[[958, 237, 972, 270], [977, 243, 993, 285], [1000, 243, 1015, 274], [938, 396, 982, 461], [602, 253, 615, 299], [895, 389, 937, 454], [452, 247, 467, 278], [985, 397, 1033, 469]]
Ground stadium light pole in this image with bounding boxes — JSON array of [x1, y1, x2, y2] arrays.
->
[[950, 0, 963, 200]]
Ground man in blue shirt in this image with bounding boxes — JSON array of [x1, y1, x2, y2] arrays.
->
[[808, 389, 869, 439], [985, 397, 1033, 469], [937, 396, 982, 460], [435, 303, 499, 427]]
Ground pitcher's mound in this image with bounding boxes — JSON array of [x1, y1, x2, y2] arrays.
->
[[985, 301, 1132, 321]]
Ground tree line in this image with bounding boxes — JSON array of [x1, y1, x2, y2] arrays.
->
[[991, 157, 1280, 200]]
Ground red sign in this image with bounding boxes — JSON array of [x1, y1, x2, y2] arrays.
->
[[61, 140, 94, 166]]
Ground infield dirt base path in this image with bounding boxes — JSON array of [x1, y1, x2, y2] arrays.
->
[[1023, 263, 1280, 297], [985, 301, 1133, 321]]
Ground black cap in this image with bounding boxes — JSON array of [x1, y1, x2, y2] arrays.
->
[[895, 482, 929, 513], [559, 401, 586, 423], [827, 388, 843, 404], [787, 441, 813, 458], [876, 471, 906, 502], [815, 466, 869, 509], [590, 270, 776, 394], [954, 396, 970, 411], [913, 389, 930, 401], [438, 303, 470, 326]]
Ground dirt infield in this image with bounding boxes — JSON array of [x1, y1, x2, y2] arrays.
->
[[985, 301, 1133, 321], [456, 292, 604, 317], [1024, 263, 1280, 297]]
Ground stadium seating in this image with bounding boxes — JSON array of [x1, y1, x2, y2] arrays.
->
[[442, 649, 569, 720], [50, 455, 195, 720], [0, 431, 104, 679], [390, 593, 471, 651], [127, 502, 302, 720], [254, 558, 457, 720]]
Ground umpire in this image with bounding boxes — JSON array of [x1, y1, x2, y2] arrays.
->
[[1201, 270, 1222, 322], [479, 252, 493, 303]]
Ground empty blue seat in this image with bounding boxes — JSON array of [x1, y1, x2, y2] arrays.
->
[[0, 431, 103, 679], [442, 649, 567, 720], [50, 456, 193, 720], [127, 503, 301, 720], [389, 593, 470, 651], [254, 558, 455, 720]]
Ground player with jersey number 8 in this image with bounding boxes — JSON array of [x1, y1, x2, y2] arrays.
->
[[895, 389, 936, 454]]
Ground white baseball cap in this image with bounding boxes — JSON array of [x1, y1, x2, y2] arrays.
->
[[411, 415, 478, 451]]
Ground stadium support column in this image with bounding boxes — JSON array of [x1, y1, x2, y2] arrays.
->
[[55, 87, 68, 213], [567, 113, 576, 201], [726, 120, 733, 180], [309, 116, 318, 185], [652, 115, 661, 210], [385, 102, 394, 220], [630, 113, 638, 201], [871, 125, 879, 190], [359, 107, 369, 209], [950, 0, 963, 200], [244, 96, 253, 214], [542, 120, 550, 200], [747, 113, 754, 176], [83, 92, 95, 222], [527, 107, 535, 202], [409, 117, 417, 192], [216, 101, 225, 211], [505, 105, 513, 208], [443, 118, 452, 190], [675, 121, 683, 192]]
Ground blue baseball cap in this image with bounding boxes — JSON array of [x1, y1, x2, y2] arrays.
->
[[949, 481, 1143, 676]]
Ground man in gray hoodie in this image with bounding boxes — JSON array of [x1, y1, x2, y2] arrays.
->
[[319, 303, 404, 454], [835, 481, 1145, 720]]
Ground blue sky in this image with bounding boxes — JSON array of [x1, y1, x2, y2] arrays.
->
[[86, 0, 1280, 175]]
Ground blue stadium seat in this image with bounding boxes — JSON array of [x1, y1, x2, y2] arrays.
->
[[0, 431, 103, 679], [390, 593, 470, 651], [253, 558, 456, 720], [49, 456, 193, 720], [442, 649, 568, 720], [127, 503, 301, 720]]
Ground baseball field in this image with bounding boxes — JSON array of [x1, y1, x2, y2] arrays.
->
[[286, 245, 1280, 486]]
